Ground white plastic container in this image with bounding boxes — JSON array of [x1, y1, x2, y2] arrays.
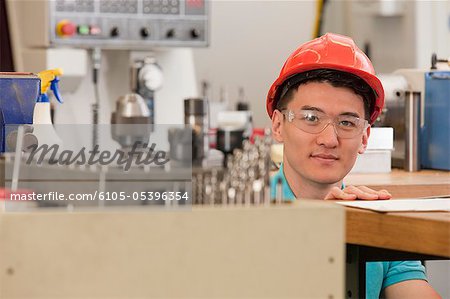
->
[[351, 127, 394, 173], [351, 150, 392, 173]]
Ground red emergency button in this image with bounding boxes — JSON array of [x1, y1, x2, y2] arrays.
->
[[56, 20, 76, 38]]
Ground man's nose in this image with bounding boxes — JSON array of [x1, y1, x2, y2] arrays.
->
[[315, 122, 339, 147]]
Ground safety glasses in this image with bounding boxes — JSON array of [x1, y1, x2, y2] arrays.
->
[[281, 109, 369, 139]]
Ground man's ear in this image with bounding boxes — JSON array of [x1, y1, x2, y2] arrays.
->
[[358, 125, 371, 154], [271, 110, 284, 143]]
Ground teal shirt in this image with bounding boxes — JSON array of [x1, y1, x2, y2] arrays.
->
[[270, 165, 427, 298], [270, 164, 297, 201], [270, 164, 345, 200], [367, 261, 427, 298]]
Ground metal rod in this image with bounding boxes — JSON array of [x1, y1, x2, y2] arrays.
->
[[404, 91, 421, 172]]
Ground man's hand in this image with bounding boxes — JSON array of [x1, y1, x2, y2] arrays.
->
[[324, 185, 392, 200]]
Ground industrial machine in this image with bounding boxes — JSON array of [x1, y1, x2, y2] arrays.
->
[[377, 60, 450, 171], [421, 71, 450, 170], [6, 0, 209, 125], [3, 0, 210, 207]]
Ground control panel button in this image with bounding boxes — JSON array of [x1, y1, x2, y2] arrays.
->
[[166, 28, 175, 38], [90, 25, 102, 36], [56, 20, 76, 37], [140, 27, 150, 38], [110, 27, 120, 37], [77, 25, 90, 35], [187, 0, 204, 8], [190, 28, 200, 39]]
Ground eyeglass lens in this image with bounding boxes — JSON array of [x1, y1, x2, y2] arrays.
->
[[285, 110, 367, 138]]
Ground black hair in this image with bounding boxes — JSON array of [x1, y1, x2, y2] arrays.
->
[[275, 69, 375, 120]]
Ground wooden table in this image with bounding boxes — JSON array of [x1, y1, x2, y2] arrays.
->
[[342, 168, 449, 297], [344, 206, 450, 298], [346, 169, 449, 198], [346, 208, 450, 257]]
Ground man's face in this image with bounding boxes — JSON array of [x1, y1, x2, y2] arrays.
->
[[272, 81, 370, 185]]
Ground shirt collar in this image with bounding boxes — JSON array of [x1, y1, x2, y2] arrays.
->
[[271, 163, 345, 201]]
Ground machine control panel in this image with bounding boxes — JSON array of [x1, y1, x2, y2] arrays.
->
[[50, 0, 209, 48]]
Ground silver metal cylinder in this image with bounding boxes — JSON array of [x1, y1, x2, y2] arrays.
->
[[184, 98, 209, 164], [404, 91, 421, 172]]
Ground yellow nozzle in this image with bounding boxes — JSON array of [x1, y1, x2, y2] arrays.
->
[[37, 68, 63, 94]]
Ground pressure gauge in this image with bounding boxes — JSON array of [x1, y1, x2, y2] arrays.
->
[[138, 61, 163, 92]]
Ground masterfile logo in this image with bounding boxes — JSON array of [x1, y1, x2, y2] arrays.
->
[[25, 142, 170, 171]]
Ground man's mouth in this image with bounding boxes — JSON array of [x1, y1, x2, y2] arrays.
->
[[310, 153, 339, 162]]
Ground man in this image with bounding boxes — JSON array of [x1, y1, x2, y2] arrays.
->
[[268, 33, 441, 299]]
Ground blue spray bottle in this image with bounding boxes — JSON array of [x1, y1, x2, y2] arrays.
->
[[33, 68, 64, 146]]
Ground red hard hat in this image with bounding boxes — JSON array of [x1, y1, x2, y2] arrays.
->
[[266, 33, 384, 124]]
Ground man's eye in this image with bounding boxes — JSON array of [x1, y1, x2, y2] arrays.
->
[[303, 114, 320, 122], [339, 120, 357, 127]]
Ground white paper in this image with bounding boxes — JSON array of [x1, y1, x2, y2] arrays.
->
[[335, 198, 450, 212]]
